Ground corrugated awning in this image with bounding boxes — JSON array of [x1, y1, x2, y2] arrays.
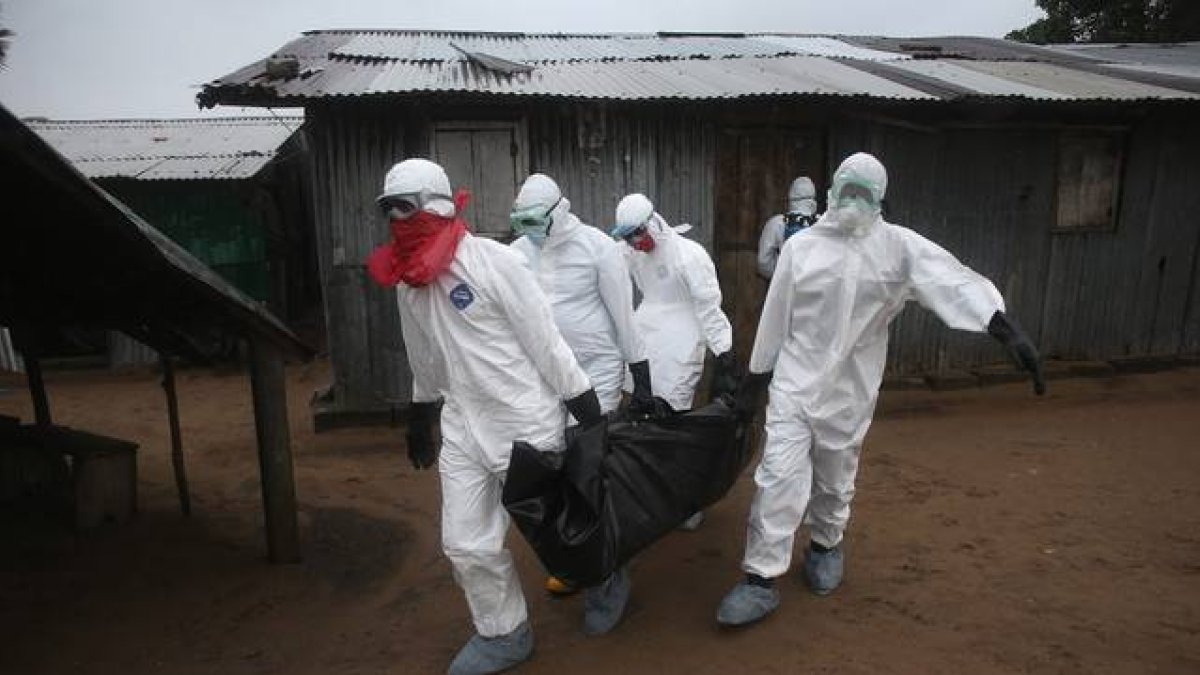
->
[[0, 103, 310, 361], [26, 117, 304, 181]]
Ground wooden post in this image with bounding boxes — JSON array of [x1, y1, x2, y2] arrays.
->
[[13, 327, 51, 427], [247, 336, 300, 563], [159, 354, 192, 516]]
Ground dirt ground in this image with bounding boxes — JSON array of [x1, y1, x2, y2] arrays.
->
[[1, 360, 1198, 674]]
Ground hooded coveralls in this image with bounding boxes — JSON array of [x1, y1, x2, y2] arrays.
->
[[758, 176, 819, 279], [621, 211, 732, 411], [397, 233, 591, 636], [511, 189, 645, 414], [742, 153, 1006, 578]]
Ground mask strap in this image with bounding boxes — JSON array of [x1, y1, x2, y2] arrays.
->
[[542, 197, 563, 237]]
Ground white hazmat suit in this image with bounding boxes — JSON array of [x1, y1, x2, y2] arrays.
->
[[392, 162, 593, 640], [757, 176, 819, 279], [612, 194, 733, 411], [510, 175, 646, 413], [742, 152, 1007, 579]]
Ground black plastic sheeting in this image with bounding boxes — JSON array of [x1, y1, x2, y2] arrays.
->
[[502, 399, 752, 588]]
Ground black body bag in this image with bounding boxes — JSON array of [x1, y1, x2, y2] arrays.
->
[[501, 398, 752, 588]]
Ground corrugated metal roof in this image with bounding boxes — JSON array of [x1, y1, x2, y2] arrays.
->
[[953, 60, 1200, 100], [198, 31, 1200, 106], [327, 31, 909, 64], [360, 55, 933, 100], [25, 117, 304, 180], [1045, 41, 1200, 79], [890, 58, 1200, 100]]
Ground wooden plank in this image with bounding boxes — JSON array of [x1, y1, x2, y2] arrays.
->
[[159, 354, 191, 516], [12, 327, 51, 427], [248, 337, 301, 563]]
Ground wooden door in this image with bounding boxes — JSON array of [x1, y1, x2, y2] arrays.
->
[[715, 128, 825, 363], [432, 122, 528, 240]]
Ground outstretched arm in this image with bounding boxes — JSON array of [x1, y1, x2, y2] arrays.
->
[[903, 229, 1044, 395]]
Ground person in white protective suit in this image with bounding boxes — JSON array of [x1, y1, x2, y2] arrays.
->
[[757, 176, 820, 279], [509, 173, 656, 597], [717, 152, 1045, 627], [510, 174, 654, 417], [369, 159, 623, 675], [610, 193, 738, 531]]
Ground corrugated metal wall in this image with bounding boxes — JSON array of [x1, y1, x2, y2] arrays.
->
[[306, 105, 413, 413], [830, 109, 1200, 373], [527, 103, 716, 247], [827, 119, 1057, 373], [305, 98, 1200, 417], [305, 101, 717, 415]]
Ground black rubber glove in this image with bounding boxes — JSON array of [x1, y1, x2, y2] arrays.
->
[[564, 388, 604, 427], [627, 360, 656, 417], [987, 311, 1046, 396], [406, 400, 442, 469], [734, 371, 772, 421], [710, 350, 740, 401]]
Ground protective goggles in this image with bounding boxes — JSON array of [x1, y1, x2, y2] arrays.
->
[[831, 181, 879, 210], [377, 189, 453, 221], [509, 198, 561, 237], [617, 224, 649, 243]]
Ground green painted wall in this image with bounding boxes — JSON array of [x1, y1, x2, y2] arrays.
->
[[101, 180, 272, 303]]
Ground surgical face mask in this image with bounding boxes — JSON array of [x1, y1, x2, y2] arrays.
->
[[829, 182, 880, 232], [830, 201, 878, 233], [788, 197, 818, 218], [378, 188, 454, 221], [510, 198, 561, 245]]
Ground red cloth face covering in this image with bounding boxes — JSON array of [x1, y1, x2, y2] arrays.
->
[[631, 231, 656, 253], [367, 190, 471, 287]]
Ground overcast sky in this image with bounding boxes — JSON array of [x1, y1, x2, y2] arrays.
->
[[0, 0, 1044, 119]]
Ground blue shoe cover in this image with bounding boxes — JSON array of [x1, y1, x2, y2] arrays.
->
[[804, 546, 844, 596], [716, 581, 780, 626], [448, 621, 533, 675]]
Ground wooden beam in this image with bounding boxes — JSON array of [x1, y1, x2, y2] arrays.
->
[[248, 336, 300, 563], [159, 354, 192, 517], [12, 327, 51, 427]]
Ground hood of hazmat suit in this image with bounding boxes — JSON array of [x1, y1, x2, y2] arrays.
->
[[612, 194, 731, 410], [511, 176, 646, 412], [824, 153, 886, 236], [367, 158, 468, 287], [742, 151, 1008, 573], [377, 158, 456, 217], [510, 173, 567, 246], [786, 176, 818, 216], [393, 161, 593, 640]]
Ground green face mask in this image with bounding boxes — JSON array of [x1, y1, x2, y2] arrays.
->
[[509, 199, 560, 244]]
